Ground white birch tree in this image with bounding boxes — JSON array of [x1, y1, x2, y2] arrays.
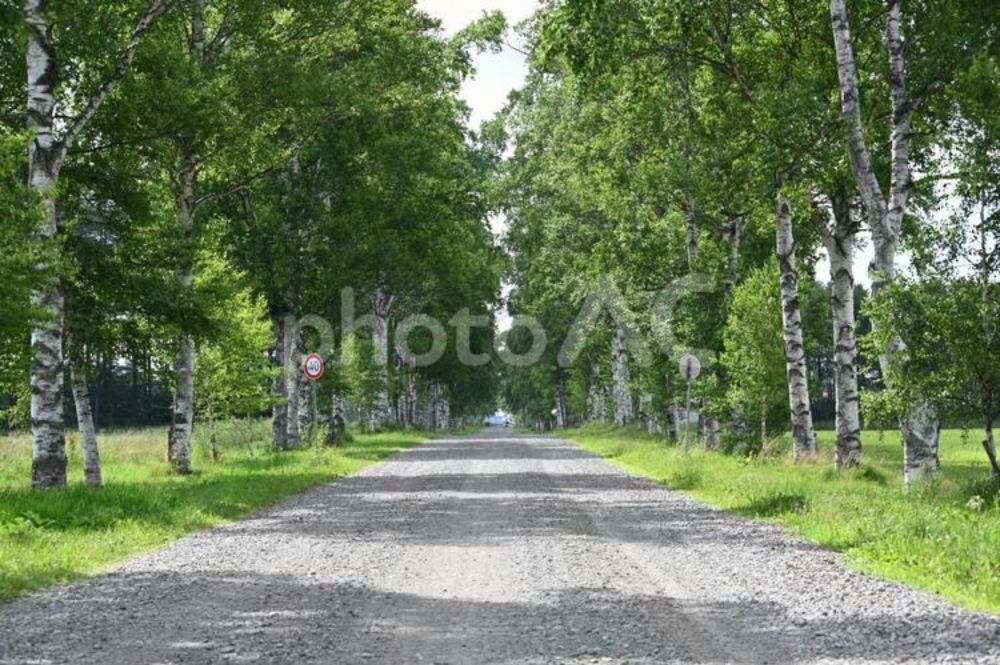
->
[[776, 198, 818, 461], [830, 0, 940, 483], [24, 0, 174, 488]]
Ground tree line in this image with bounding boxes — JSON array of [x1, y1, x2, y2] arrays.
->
[[497, 0, 1000, 484], [1, 0, 507, 489]]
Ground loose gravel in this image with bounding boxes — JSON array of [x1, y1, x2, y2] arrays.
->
[[0, 429, 997, 664]]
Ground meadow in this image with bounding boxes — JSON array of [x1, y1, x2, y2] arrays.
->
[[562, 425, 1000, 615], [0, 422, 428, 603]]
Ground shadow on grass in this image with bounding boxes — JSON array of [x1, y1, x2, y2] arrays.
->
[[733, 491, 810, 518]]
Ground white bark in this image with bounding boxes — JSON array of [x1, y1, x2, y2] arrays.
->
[[26, 0, 66, 488], [70, 363, 101, 487], [283, 317, 301, 448], [685, 203, 699, 269], [25, 0, 173, 489], [371, 287, 394, 429], [587, 364, 606, 423], [168, 335, 195, 474], [555, 374, 567, 429], [168, 155, 197, 473], [639, 393, 656, 434], [611, 327, 633, 426], [984, 422, 1000, 477], [297, 369, 311, 439], [670, 398, 680, 443], [830, 0, 940, 482], [327, 391, 345, 445], [824, 194, 862, 469], [270, 316, 288, 450], [406, 359, 417, 426], [775, 198, 817, 461]]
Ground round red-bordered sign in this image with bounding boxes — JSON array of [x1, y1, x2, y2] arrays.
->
[[302, 353, 325, 381]]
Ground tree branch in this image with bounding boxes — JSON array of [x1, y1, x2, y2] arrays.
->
[[59, 0, 178, 158]]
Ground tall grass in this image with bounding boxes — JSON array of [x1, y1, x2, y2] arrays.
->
[[563, 424, 1000, 615], [0, 422, 428, 603]]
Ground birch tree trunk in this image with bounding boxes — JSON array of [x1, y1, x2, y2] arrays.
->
[[611, 327, 633, 426], [283, 317, 301, 449], [775, 198, 818, 461], [831, 0, 940, 483], [371, 287, 393, 430], [327, 391, 346, 446], [587, 364, 606, 422], [270, 316, 288, 450], [168, 155, 197, 474], [685, 202, 699, 269], [297, 369, 311, 439], [555, 374, 567, 429], [984, 420, 1000, 477], [670, 398, 681, 443], [70, 364, 102, 487], [825, 194, 862, 469], [25, 0, 66, 487], [406, 359, 418, 427], [24, 0, 171, 488]]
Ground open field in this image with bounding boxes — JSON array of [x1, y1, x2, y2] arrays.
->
[[0, 422, 429, 603], [562, 425, 1000, 615]]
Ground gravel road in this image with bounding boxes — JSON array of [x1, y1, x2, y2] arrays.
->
[[1, 429, 998, 664]]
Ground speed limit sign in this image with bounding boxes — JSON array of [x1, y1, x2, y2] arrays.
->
[[302, 353, 325, 381]]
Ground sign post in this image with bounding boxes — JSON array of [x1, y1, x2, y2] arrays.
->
[[302, 354, 325, 438]]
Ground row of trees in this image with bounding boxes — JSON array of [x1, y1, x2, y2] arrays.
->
[[1, 0, 505, 488], [498, 0, 1000, 483]]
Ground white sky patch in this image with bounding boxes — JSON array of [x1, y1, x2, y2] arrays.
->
[[419, 1, 537, 331], [419, 0, 536, 129]]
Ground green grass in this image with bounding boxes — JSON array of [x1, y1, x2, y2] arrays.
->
[[0, 420, 429, 603], [562, 424, 1000, 615]]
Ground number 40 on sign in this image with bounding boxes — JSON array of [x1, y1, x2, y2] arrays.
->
[[302, 353, 325, 381]]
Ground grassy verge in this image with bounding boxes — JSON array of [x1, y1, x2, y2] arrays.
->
[[562, 424, 1000, 615], [0, 421, 429, 603]]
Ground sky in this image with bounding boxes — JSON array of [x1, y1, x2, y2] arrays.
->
[[418, 0, 538, 130]]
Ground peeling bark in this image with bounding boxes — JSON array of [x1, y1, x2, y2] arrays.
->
[[26, 0, 65, 489], [775, 198, 817, 461], [70, 363, 101, 487], [824, 194, 862, 469], [830, 0, 940, 483], [611, 327, 633, 426]]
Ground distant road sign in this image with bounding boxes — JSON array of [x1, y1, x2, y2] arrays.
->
[[679, 354, 701, 381], [303, 353, 325, 381]]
